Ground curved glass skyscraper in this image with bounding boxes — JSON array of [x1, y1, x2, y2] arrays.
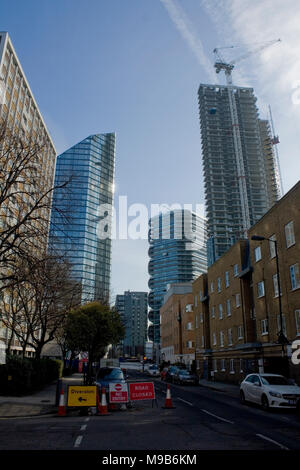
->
[[148, 210, 207, 347], [49, 133, 115, 303]]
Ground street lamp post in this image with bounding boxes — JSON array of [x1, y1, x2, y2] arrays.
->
[[251, 235, 289, 357], [177, 302, 183, 364]]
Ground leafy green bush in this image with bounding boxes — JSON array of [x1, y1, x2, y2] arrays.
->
[[0, 356, 61, 396]]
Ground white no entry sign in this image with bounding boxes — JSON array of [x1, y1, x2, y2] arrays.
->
[[109, 383, 129, 403]]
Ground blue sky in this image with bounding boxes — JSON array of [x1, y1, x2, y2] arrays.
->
[[1, 0, 300, 302]]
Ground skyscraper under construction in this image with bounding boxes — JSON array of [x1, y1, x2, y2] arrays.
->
[[198, 83, 281, 266]]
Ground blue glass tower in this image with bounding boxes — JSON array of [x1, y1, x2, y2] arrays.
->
[[49, 133, 115, 303], [148, 210, 207, 348]]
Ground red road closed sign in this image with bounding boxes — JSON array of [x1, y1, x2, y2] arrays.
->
[[129, 382, 155, 401], [109, 383, 128, 403]]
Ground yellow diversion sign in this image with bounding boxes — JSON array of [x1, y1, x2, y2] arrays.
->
[[67, 386, 97, 407]]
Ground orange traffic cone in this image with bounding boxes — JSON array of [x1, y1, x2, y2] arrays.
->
[[97, 387, 110, 416], [58, 388, 66, 416], [162, 384, 176, 409]]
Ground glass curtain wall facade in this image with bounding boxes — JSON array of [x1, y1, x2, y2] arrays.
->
[[148, 210, 207, 347], [49, 133, 115, 303]]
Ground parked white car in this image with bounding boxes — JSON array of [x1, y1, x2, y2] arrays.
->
[[147, 365, 160, 377], [240, 373, 300, 410]]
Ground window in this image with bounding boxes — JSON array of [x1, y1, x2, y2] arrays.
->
[[201, 335, 204, 347], [211, 306, 215, 319], [236, 293, 241, 307], [261, 319, 268, 335], [238, 326, 244, 339], [210, 281, 214, 293], [226, 299, 231, 316], [233, 264, 239, 277], [213, 359, 217, 372], [221, 359, 226, 371], [290, 264, 300, 290], [230, 359, 235, 374], [269, 235, 276, 258], [225, 271, 230, 287], [277, 315, 287, 336], [185, 304, 193, 312], [273, 274, 281, 297], [212, 332, 216, 346], [200, 313, 203, 323], [195, 315, 199, 329], [220, 331, 224, 347], [285, 221, 295, 248], [254, 246, 262, 262], [218, 304, 223, 319], [295, 310, 300, 336], [252, 375, 261, 386], [186, 322, 193, 331], [240, 359, 243, 372], [245, 375, 255, 383], [257, 281, 265, 298], [228, 328, 233, 346], [194, 295, 198, 307], [217, 277, 221, 292]]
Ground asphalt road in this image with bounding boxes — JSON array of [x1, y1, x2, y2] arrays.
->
[[0, 369, 300, 453]]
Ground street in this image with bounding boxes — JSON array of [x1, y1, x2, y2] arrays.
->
[[0, 369, 300, 453]]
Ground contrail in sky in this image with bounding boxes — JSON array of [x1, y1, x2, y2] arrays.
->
[[160, 0, 216, 82]]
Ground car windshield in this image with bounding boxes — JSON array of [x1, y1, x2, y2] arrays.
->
[[150, 365, 158, 369], [170, 367, 178, 372], [261, 376, 289, 386], [179, 370, 190, 376], [97, 368, 124, 381]]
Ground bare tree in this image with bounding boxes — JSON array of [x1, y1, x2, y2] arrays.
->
[[1, 252, 82, 358], [0, 122, 71, 291]]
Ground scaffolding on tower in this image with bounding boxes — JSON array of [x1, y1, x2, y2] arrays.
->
[[213, 39, 281, 238]]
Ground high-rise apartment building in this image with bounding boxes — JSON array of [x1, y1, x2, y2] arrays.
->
[[148, 209, 207, 353], [0, 32, 56, 181], [49, 133, 116, 304], [115, 291, 148, 357], [198, 83, 281, 266], [0, 32, 57, 356]]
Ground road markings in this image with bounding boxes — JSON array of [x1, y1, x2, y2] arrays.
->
[[256, 433, 289, 450], [201, 409, 234, 424], [84, 417, 90, 422], [74, 435, 83, 448], [80, 424, 87, 431], [177, 397, 193, 407]]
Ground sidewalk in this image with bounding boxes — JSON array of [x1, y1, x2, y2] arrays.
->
[[0, 373, 84, 419], [198, 378, 240, 398]]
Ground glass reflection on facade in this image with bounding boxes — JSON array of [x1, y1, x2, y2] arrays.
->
[[49, 133, 115, 303], [148, 210, 207, 346]]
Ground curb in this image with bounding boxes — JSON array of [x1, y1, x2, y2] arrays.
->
[[198, 382, 240, 397], [0, 405, 57, 420]]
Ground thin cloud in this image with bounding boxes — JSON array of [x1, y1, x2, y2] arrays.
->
[[201, 0, 300, 194], [160, 0, 216, 82]]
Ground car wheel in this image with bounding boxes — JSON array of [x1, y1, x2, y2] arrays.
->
[[240, 390, 246, 405], [261, 394, 270, 411]]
